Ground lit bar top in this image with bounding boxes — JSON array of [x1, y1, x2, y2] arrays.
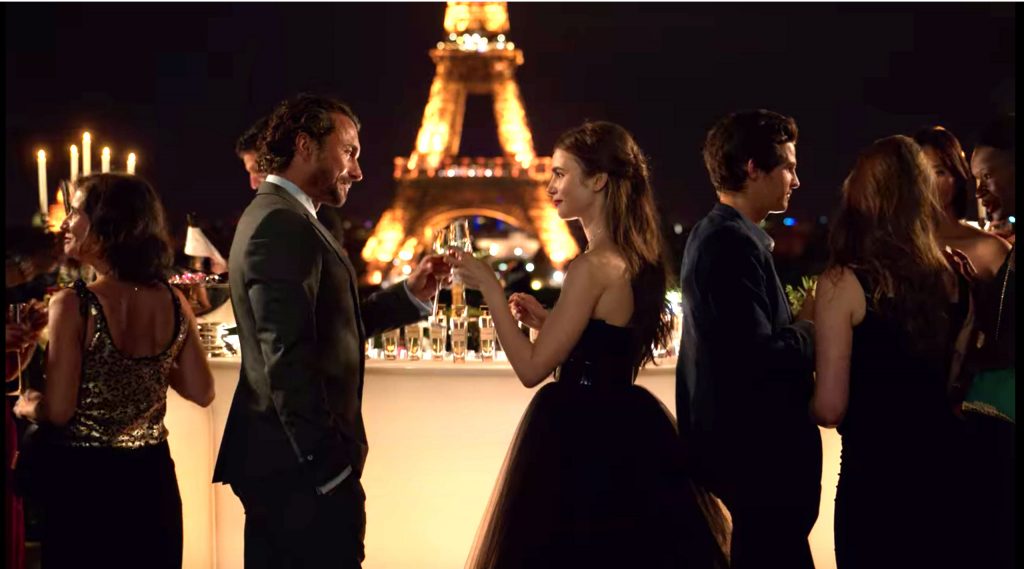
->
[[168, 354, 839, 569]]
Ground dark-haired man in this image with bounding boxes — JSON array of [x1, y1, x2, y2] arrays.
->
[[677, 109, 820, 568], [235, 115, 269, 191], [962, 113, 1015, 569], [972, 114, 1015, 243], [214, 94, 448, 568]]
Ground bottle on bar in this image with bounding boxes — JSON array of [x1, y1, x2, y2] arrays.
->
[[478, 304, 495, 361]]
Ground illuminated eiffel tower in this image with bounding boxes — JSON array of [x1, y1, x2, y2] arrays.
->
[[360, 1, 579, 284]]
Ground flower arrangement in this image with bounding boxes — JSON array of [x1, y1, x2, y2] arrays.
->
[[785, 275, 818, 316]]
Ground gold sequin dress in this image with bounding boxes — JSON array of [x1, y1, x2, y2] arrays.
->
[[41, 280, 187, 569]]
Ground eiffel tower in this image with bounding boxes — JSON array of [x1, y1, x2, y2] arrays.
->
[[360, 1, 580, 284]]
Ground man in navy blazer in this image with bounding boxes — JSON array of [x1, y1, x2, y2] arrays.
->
[[677, 110, 821, 568]]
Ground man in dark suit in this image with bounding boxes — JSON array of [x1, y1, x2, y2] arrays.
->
[[235, 114, 270, 191], [213, 94, 447, 568], [676, 109, 821, 568]]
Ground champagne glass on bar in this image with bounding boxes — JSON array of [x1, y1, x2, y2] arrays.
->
[[431, 226, 449, 319], [447, 218, 472, 308], [404, 323, 423, 361], [6, 304, 26, 396], [450, 304, 468, 362], [382, 328, 399, 360]]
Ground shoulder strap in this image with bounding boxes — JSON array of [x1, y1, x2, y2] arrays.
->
[[71, 279, 91, 352]]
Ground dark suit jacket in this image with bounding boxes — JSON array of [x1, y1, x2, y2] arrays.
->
[[213, 181, 423, 490], [676, 203, 820, 501]]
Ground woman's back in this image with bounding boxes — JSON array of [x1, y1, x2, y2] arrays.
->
[[60, 279, 188, 448], [838, 269, 964, 448]]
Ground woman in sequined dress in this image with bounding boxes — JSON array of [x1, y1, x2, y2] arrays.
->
[[14, 174, 215, 568], [449, 122, 730, 569]]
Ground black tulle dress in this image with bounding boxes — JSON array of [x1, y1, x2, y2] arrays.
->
[[467, 320, 730, 569]]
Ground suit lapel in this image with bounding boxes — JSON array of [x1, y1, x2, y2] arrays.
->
[[257, 182, 366, 338], [304, 213, 366, 339]]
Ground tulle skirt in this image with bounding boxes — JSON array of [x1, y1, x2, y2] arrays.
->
[[466, 380, 730, 569]]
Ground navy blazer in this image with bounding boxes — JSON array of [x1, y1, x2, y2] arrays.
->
[[676, 203, 819, 489]]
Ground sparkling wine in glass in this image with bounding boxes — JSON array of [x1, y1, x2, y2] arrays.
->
[[448, 219, 472, 307], [431, 227, 449, 319]]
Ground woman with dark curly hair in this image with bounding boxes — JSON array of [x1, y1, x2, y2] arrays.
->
[[451, 121, 729, 569], [14, 173, 214, 568]]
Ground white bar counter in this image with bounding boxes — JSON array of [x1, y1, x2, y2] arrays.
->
[[165, 356, 841, 569]]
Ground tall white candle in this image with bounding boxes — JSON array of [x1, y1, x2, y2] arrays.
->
[[127, 152, 137, 175], [101, 147, 111, 173], [70, 144, 79, 181], [82, 132, 92, 175], [37, 150, 48, 215]]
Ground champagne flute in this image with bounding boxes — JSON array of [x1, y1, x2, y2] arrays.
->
[[447, 218, 472, 308], [431, 227, 449, 319], [6, 304, 26, 396]]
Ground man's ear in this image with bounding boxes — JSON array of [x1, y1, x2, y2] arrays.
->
[[591, 172, 609, 192], [295, 132, 315, 162], [744, 159, 762, 182]]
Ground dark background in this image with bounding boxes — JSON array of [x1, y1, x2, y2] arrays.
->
[[6, 3, 1015, 246]]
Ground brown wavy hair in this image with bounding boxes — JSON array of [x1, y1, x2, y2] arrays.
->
[[76, 173, 174, 284], [555, 121, 672, 369], [827, 135, 952, 353], [257, 93, 360, 174], [913, 126, 976, 220]]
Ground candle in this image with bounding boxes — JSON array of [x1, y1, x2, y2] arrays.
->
[[37, 150, 48, 215], [126, 152, 137, 175], [70, 144, 79, 181], [82, 132, 91, 175], [101, 147, 111, 173]]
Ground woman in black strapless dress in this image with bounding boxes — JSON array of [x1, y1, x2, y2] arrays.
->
[[450, 121, 730, 569]]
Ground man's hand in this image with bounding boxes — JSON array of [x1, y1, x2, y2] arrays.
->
[[13, 388, 42, 421], [6, 324, 32, 352], [406, 254, 451, 302], [943, 246, 978, 282]]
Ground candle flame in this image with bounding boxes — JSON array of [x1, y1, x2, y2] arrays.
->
[[102, 147, 110, 157], [83, 132, 91, 142], [37, 149, 46, 160], [70, 144, 77, 152]]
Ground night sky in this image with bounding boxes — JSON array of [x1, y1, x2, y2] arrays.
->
[[5, 3, 1016, 240]]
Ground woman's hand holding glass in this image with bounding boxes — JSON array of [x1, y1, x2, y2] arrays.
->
[[447, 250, 502, 296], [509, 293, 548, 330]]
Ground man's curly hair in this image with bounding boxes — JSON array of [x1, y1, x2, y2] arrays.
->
[[257, 94, 360, 174]]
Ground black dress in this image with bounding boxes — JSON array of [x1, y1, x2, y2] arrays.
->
[[41, 281, 186, 568], [467, 320, 730, 569], [834, 271, 968, 568]]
